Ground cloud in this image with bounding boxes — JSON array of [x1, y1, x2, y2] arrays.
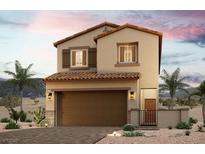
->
[[182, 34, 205, 48], [202, 57, 205, 61], [20, 10, 205, 49], [26, 11, 98, 35], [0, 17, 28, 27], [162, 59, 197, 65], [161, 52, 195, 65], [183, 72, 205, 86]]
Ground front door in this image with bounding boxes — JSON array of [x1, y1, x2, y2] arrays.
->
[[144, 99, 156, 125]]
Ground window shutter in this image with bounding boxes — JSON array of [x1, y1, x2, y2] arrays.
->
[[132, 46, 136, 62], [88, 48, 97, 67], [62, 49, 70, 68], [82, 50, 87, 65], [72, 51, 76, 66], [120, 47, 125, 62]]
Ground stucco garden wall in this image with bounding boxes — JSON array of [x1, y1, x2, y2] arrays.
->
[[129, 108, 189, 128]]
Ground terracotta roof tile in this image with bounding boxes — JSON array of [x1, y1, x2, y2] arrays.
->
[[45, 71, 139, 81]]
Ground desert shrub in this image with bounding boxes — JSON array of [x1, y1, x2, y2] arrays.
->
[[176, 122, 192, 129], [189, 117, 198, 124], [123, 131, 144, 137], [197, 125, 204, 132], [5, 121, 20, 129], [39, 119, 51, 127], [123, 124, 135, 131], [168, 126, 172, 129], [0, 118, 11, 123], [25, 119, 32, 122], [0, 96, 21, 112], [185, 130, 191, 136], [33, 107, 46, 124], [19, 111, 27, 122], [9, 108, 20, 123]]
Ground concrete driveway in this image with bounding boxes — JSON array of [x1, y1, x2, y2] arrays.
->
[[0, 127, 119, 144]]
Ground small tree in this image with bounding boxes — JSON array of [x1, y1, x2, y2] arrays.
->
[[4, 60, 36, 111], [9, 108, 21, 123], [0, 96, 21, 112], [160, 68, 190, 109]]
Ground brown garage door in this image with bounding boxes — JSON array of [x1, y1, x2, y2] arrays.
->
[[57, 90, 127, 126]]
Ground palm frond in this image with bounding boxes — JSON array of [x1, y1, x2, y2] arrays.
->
[[162, 69, 170, 79], [26, 63, 33, 71], [15, 60, 22, 74], [4, 71, 17, 78]]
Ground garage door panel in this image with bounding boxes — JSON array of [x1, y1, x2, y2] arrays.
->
[[59, 90, 127, 126]]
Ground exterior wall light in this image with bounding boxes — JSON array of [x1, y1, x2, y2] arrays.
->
[[48, 92, 52, 100], [130, 91, 135, 100]]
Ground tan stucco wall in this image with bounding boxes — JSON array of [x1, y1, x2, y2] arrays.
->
[[129, 109, 189, 127], [97, 28, 159, 89], [57, 26, 115, 72], [130, 110, 139, 125], [158, 109, 189, 128]]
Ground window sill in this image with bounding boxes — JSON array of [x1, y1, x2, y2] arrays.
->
[[114, 63, 140, 67], [70, 67, 89, 70]]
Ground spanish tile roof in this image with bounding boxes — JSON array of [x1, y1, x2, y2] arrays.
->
[[94, 23, 163, 41], [45, 71, 139, 81], [53, 22, 119, 47]]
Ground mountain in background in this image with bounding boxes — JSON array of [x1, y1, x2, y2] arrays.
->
[[0, 78, 45, 97], [160, 87, 199, 98]]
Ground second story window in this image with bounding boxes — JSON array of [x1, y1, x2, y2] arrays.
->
[[71, 49, 88, 67], [118, 43, 138, 64]]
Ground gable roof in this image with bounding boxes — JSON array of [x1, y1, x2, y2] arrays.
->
[[94, 23, 163, 41], [94, 23, 163, 73], [53, 22, 119, 47]]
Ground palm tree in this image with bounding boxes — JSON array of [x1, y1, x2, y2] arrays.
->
[[160, 68, 189, 109], [190, 81, 205, 123], [4, 60, 36, 111]]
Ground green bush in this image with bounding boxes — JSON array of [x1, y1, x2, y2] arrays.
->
[[5, 121, 20, 129], [123, 124, 135, 131], [189, 117, 198, 124], [185, 130, 191, 136], [19, 111, 27, 122], [0, 118, 11, 123], [25, 119, 32, 122], [9, 108, 20, 123], [123, 131, 144, 137], [176, 122, 192, 129]]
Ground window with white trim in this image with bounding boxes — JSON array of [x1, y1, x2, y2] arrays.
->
[[118, 43, 137, 63], [71, 49, 88, 67]]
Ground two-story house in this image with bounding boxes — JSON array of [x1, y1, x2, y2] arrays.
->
[[45, 22, 188, 127]]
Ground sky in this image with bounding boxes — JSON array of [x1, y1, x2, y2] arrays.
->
[[0, 10, 205, 87]]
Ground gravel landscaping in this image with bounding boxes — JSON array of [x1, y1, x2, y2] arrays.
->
[[97, 124, 205, 144], [0, 122, 37, 132]]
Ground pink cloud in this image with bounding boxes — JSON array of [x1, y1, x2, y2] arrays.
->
[[26, 11, 97, 36]]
